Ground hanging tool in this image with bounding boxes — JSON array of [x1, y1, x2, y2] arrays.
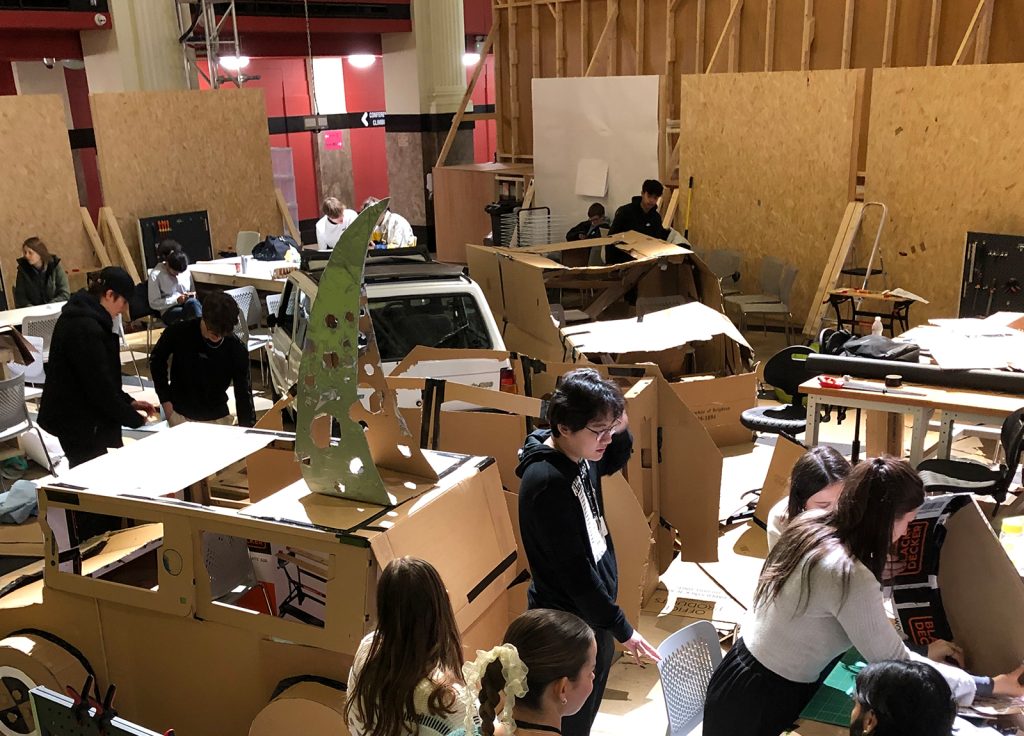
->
[[985, 276, 997, 316], [683, 176, 694, 240]]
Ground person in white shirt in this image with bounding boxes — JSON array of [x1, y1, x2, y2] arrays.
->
[[362, 196, 416, 249], [315, 196, 357, 250], [766, 445, 850, 551], [703, 456, 1024, 736], [148, 242, 200, 325]]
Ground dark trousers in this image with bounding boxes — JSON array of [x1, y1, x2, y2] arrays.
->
[[162, 297, 202, 326], [561, 627, 615, 736], [703, 639, 822, 736]]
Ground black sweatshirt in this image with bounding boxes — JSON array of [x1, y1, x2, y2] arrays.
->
[[149, 318, 256, 426], [605, 196, 670, 265], [516, 428, 634, 643]]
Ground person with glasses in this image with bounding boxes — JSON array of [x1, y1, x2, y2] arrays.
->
[[515, 367, 660, 736]]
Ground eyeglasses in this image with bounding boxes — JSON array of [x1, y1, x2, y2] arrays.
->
[[583, 419, 620, 440]]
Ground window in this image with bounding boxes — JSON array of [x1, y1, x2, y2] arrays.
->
[[368, 293, 493, 362]]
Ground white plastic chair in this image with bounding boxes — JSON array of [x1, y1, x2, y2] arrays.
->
[[265, 293, 282, 324], [113, 314, 144, 390], [235, 231, 261, 257], [0, 373, 56, 479], [703, 250, 743, 296], [21, 312, 61, 362], [739, 263, 800, 341], [656, 620, 723, 736]]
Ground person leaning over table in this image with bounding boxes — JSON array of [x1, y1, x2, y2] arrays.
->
[[14, 236, 70, 308], [766, 445, 851, 551], [38, 267, 157, 468], [149, 290, 255, 428], [702, 456, 1024, 736], [315, 196, 357, 250]]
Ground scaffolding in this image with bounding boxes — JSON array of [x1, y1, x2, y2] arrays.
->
[[178, 0, 253, 89]]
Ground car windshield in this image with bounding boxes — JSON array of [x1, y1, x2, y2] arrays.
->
[[368, 293, 493, 362]]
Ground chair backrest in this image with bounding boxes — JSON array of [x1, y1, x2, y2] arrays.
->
[[704, 250, 742, 280], [999, 407, 1024, 489], [265, 293, 282, 322], [763, 345, 814, 401], [759, 257, 785, 299], [225, 285, 263, 328], [656, 620, 723, 736], [235, 231, 261, 257], [777, 264, 799, 306], [0, 373, 29, 433], [21, 313, 61, 352], [233, 305, 250, 343]]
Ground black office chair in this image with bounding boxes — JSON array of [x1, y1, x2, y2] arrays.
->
[[739, 345, 815, 437], [917, 407, 1024, 510]]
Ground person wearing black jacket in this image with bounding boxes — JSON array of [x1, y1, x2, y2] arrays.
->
[[565, 203, 611, 242], [516, 368, 660, 736], [149, 291, 256, 427], [606, 179, 670, 265], [14, 237, 70, 308], [38, 267, 156, 467]]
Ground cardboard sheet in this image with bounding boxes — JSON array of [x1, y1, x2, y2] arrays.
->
[[752, 435, 811, 525]]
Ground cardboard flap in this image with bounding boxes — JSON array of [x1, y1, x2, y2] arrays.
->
[[562, 301, 752, 354], [753, 434, 810, 525], [603, 472, 654, 629], [615, 237, 694, 259], [501, 257, 564, 343], [0, 327, 37, 365], [390, 346, 513, 379], [938, 499, 1024, 676]]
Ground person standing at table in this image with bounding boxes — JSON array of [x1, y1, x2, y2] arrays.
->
[[316, 196, 357, 250], [149, 291, 255, 427], [148, 241, 201, 325], [14, 237, 70, 308], [38, 267, 156, 467]]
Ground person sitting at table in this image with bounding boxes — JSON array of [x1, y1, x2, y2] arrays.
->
[[850, 660, 956, 736], [14, 237, 70, 308], [316, 196, 357, 250], [702, 456, 1024, 736], [149, 290, 255, 427], [362, 196, 416, 249], [148, 241, 201, 325], [565, 203, 611, 242], [766, 445, 851, 551]]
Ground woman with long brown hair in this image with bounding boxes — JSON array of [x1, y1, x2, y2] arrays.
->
[[703, 456, 1024, 736], [346, 557, 465, 736], [14, 236, 70, 307]]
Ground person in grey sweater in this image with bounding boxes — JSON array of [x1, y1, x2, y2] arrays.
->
[[703, 456, 1024, 736]]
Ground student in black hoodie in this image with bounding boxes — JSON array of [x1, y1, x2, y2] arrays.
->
[[605, 179, 670, 265], [38, 267, 157, 467], [516, 368, 660, 736]]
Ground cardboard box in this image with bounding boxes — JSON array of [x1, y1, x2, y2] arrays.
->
[[0, 326, 37, 367], [671, 372, 758, 447]]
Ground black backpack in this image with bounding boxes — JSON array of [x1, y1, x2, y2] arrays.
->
[[252, 234, 298, 261], [818, 327, 919, 362]]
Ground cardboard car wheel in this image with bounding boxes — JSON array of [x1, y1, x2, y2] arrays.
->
[[0, 634, 89, 736], [249, 681, 348, 736]]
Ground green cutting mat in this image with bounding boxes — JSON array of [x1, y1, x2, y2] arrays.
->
[[799, 649, 866, 726]]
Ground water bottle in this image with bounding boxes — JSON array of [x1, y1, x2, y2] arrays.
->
[[871, 316, 883, 336], [999, 516, 1024, 576]]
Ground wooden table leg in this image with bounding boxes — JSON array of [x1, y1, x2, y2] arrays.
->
[[865, 410, 905, 459]]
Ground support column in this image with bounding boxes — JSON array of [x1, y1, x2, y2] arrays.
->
[[382, 0, 473, 250]]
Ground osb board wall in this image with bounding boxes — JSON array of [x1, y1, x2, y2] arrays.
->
[[678, 69, 864, 324], [91, 89, 279, 270], [865, 62, 1024, 324], [0, 95, 98, 302], [493, 0, 1024, 157]]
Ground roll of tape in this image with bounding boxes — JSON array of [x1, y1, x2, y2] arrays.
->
[[885, 374, 902, 388]]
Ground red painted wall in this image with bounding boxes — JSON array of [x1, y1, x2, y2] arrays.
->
[[343, 56, 388, 208], [470, 54, 496, 164], [0, 62, 15, 96]]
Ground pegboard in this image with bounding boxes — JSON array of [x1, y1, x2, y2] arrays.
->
[[678, 69, 865, 325], [865, 63, 1024, 324], [960, 232, 1024, 318], [0, 95, 99, 306], [90, 89, 280, 276], [30, 686, 166, 736]]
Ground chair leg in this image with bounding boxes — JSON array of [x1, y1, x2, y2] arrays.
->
[[32, 427, 56, 475]]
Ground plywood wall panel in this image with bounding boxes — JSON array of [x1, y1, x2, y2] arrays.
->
[[90, 89, 279, 271], [679, 69, 865, 324], [865, 63, 1024, 323], [0, 94, 98, 303]]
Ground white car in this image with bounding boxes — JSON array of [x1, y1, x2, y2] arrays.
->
[[266, 256, 508, 406]]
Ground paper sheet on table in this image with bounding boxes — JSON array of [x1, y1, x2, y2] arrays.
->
[[882, 287, 929, 303], [574, 158, 609, 197], [927, 332, 1024, 369]]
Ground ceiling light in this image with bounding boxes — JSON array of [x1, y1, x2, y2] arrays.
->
[[347, 54, 377, 69], [220, 55, 250, 71], [462, 52, 481, 67]]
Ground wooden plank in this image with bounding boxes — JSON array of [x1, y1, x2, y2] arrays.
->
[[973, 0, 993, 64], [662, 187, 681, 230], [275, 188, 300, 244], [927, 0, 942, 65], [953, 0, 986, 66], [802, 201, 865, 337], [728, 0, 741, 73], [581, 0, 590, 76], [463, 112, 498, 122], [609, 0, 620, 75], [531, 4, 540, 78], [585, 7, 619, 77], [555, 3, 566, 77], [636, 0, 646, 74], [866, 410, 905, 459], [509, 6, 520, 155], [801, 0, 815, 72], [658, 76, 670, 182], [881, 0, 896, 68], [841, 0, 855, 70], [696, 0, 706, 73], [99, 207, 142, 284], [705, 0, 743, 74], [81, 207, 112, 268], [764, 0, 776, 71]]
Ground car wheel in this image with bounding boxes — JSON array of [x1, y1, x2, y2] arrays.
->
[[249, 680, 346, 735], [0, 633, 90, 736]]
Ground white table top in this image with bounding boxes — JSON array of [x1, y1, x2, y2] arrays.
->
[[0, 301, 65, 330]]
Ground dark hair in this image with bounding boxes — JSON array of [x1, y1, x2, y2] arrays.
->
[[754, 456, 924, 610], [166, 251, 189, 274], [344, 557, 463, 736], [587, 203, 605, 218], [853, 661, 955, 736], [477, 610, 594, 736], [156, 240, 182, 262], [786, 446, 852, 519], [641, 179, 664, 197], [546, 368, 625, 437], [201, 291, 239, 337], [22, 237, 53, 266]]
